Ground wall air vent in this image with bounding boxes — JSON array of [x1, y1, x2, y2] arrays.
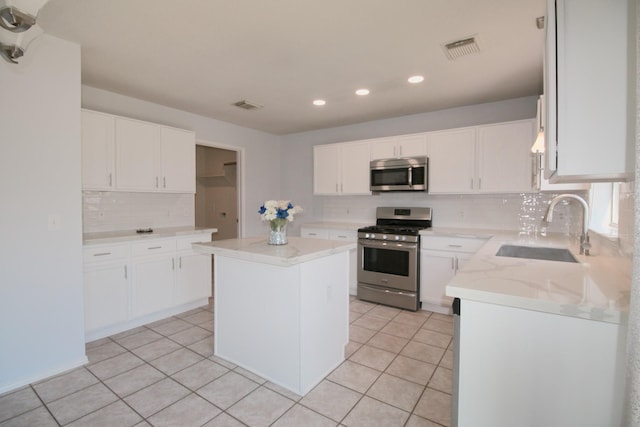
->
[[443, 36, 480, 60], [232, 100, 262, 110]]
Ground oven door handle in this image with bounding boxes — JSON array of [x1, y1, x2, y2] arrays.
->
[[358, 239, 418, 250]]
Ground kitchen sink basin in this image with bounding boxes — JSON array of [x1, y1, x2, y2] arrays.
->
[[495, 244, 578, 263]]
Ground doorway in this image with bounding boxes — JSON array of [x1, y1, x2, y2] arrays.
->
[[195, 144, 240, 298]]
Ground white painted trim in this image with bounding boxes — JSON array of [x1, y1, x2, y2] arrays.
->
[[195, 139, 245, 238]]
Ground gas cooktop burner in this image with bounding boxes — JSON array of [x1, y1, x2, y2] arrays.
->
[[358, 225, 428, 236]]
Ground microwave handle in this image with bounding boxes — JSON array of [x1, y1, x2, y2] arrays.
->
[[408, 167, 412, 188]]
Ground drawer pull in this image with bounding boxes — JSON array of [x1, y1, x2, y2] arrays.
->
[[93, 252, 111, 256], [148, 246, 162, 250], [448, 244, 463, 248], [308, 233, 317, 236]]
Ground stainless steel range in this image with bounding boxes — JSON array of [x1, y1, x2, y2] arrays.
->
[[357, 207, 432, 311]]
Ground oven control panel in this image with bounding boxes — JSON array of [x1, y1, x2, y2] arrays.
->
[[358, 232, 419, 243]]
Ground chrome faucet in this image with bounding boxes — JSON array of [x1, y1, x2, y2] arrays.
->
[[543, 194, 591, 255]]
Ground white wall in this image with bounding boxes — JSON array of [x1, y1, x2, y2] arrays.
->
[[280, 96, 539, 233], [0, 35, 86, 392], [81, 86, 282, 237]]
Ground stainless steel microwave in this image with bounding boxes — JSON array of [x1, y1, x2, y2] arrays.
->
[[370, 157, 428, 192]]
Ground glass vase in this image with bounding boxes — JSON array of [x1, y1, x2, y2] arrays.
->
[[268, 221, 288, 245]]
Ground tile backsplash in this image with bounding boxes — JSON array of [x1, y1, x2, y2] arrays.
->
[[318, 191, 587, 238], [83, 191, 194, 233]]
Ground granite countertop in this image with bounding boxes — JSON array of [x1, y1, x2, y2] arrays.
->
[[84, 226, 218, 245], [193, 236, 355, 267], [438, 228, 631, 324]]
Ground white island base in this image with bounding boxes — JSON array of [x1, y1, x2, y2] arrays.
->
[[194, 237, 352, 396]]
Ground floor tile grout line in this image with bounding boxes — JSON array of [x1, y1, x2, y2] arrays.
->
[[20, 299, 453, 427], [345, 304, 452, 426]]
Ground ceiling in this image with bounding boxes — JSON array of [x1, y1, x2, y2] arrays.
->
[[38, 0, 546, 135]]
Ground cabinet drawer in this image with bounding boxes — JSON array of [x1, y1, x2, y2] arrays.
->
[[301, 228, 329, 239], [328, 229, 357, 242], [84, 244, 129, 263], [131, 239, 175, 256], [177, 233, 212, 251], [421, 236, 487, 253]]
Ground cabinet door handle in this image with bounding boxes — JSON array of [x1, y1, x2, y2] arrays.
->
[[455, 257, 459, 271], [163, 177, 166, 188], [124, 265, 128, 279], [335, 183, 338, 192], [340, 183, 343, 192], [93, 252, 111, 257], [179, 257, 182, 269], [451, 257, 455, 270], [155, 176, 159, 188], [108, 173, 113, 187], [172, 258, 175, 270], [478, 178, 482, 190], [470, 178, 474, 190]]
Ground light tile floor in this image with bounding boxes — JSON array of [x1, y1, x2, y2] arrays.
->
[[0, 297, 453, 426]]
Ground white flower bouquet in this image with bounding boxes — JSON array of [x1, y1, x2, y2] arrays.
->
[[258, 200, 303, 231]]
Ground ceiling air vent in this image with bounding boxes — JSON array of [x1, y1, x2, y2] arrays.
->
[[443, 37, 480, 60], [232, 100, 262, 110]]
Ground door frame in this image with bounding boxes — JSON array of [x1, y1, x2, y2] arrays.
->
[[195, 139, 245, 238]]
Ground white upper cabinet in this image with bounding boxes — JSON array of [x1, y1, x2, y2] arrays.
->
[[428, 120, 535, 194], [545, 0, 634, 182], [160, 127, 196, 193], [115, 117, 160, 191], [397, 134, 428, 158], [369, 137, 397, 160], [81, 110, 115, 190], [340, 141, 371, 194], [313, 144, 340, 194], [314, 141, 371, 195], [370, 134, 427, 160], [82, 109, 196, 193], [427, 128, 476, 193], [477, 120, 535, 193]]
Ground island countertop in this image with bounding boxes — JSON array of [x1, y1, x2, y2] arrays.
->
[[193, 236, 355, 267], [442, 229, 631, 324]]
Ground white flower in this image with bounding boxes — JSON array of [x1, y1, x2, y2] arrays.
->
[[258, 200, 303, 224]]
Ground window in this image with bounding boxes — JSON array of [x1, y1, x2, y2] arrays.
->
[[589, 182, 620, 237]]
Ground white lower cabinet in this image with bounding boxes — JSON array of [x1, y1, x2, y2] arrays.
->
[[83, 243, 130, 333], [457, 299, 624, 426], [131, 252, 175, 318], [420, 235, 487, 313], [175, 236, 212, 306], [83, 232, 212, 341], [301, 225, 358, 295]]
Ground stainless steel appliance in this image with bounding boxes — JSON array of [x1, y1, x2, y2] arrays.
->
[[370, 156, 428, 192], [357, 207, 432, 311]]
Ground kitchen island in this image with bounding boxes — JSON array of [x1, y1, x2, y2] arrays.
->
[[443, 230, 631, 427], [193, 236, 355, 396]]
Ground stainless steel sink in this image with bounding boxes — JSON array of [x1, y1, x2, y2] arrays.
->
[[495, 244, 578, 263]]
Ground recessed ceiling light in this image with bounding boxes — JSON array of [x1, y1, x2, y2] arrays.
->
[[355, 89, 370, 96], [408, 75, 424, 84], [313, 99, 326, 106]]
